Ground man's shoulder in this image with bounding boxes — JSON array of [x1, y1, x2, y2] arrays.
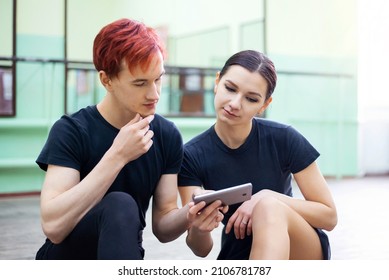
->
[[57, 106, 96, 124], [152, 114, 180, 133], [49, 106, 100, 139]]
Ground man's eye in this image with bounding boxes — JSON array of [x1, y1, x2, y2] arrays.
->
[[134, 82, 146, 87]]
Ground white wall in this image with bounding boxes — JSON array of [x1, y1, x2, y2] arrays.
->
[[267, 0, 357, 59], [358, 0, 389, 175], [128, 0, 263, 53], [67, 0, 263, 61]]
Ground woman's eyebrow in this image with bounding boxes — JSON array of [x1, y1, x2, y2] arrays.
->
[[225, 79, 263, 98], [248, 91, 263, 98]]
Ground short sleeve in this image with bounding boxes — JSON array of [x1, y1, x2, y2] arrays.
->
[[285, 126, 320, 174], [164, 123, 183, 174], [178, 147, 204, 187], [36, 117, 85, 171]]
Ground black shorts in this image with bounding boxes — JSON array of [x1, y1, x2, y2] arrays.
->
[[315, 228, 331, 260], [218, 227, 331, 260]]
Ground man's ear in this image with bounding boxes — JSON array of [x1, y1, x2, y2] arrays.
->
[[258, 96, 273, 116], [99, 71, 111, 90]]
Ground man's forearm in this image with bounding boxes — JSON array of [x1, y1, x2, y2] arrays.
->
[[152, 204, 190, 243]]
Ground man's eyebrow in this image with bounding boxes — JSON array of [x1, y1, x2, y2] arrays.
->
[[131, 71, 165, 83], [132, 78, 148, 83]]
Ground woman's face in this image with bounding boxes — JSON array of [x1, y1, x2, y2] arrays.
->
[[214, 65, 272, 125]]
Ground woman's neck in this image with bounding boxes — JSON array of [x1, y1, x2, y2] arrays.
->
[[214, 120, 252, 149]]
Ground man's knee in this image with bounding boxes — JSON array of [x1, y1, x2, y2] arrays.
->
[[100, 192, 140, 223]]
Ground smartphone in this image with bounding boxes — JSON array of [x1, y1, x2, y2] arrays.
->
[[192, 183, 252, 207]]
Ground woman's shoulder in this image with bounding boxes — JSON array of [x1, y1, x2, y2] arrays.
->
[[253, 117, 291, 130], [253, 117, 304, 142], [184, 126, 215, 148]]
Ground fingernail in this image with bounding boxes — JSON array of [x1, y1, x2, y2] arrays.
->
[[146, 115, 155, 123]]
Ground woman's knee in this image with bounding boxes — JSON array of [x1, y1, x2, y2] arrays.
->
[[252, 196, 286, 225]]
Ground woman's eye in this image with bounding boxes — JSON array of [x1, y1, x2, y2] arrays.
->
[[246, 97, 259, 103], [225, 85, 235, 92]]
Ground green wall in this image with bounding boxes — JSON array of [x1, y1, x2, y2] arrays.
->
[[0, 33, 65, 194], [0, 0, 359, 194], [267, 54, 357, 177]]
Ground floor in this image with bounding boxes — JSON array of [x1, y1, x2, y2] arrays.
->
[[0, 176, 388, 260]]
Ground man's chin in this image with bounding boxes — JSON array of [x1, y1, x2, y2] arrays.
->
[[138, 110, 156, 118]]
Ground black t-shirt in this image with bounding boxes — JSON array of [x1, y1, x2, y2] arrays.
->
[[178, 118, 320, 259], [37, 105, 183, 228]]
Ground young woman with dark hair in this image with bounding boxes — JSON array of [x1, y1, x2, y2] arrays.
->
[[178, 50, 337, 260]]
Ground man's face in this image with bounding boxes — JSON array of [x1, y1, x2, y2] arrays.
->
[[108, 51, 165, 118]]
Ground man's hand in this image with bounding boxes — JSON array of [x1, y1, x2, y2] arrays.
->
[[111, 114, 154, 165], [187, 189, 229, 233]]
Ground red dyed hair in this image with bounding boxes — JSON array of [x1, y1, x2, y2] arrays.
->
[[93, 18, 166, 77]]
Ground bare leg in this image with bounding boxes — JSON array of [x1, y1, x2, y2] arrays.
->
[[249, 196, 323, 260]]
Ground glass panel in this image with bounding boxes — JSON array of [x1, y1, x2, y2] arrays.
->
[[171, 27, 230, 68], [66, 69, 100, 114], [0, 67, 14, 116], [0, 0, 15, 116], [0, 0, 13, 57], [240, 20, 265, 51], [162, 67, 217, 117], [65, 66, 218, 117]]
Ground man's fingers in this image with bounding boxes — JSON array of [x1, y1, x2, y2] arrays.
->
[[125, 114, 154, 128], [189, 201, 206, 215], [126, 113, 141, 126], [144, 114, 154, 123]]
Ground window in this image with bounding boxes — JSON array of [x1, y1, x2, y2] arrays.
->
[[0, 66, 14, 116]]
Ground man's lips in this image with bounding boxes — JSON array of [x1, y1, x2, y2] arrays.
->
[[144, 102, 157, 109]]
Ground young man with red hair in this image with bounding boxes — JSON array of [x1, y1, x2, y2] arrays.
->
[[35, 18, 225, 259]]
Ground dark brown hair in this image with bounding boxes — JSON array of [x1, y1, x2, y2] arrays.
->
[[219, 50, 277, 100]]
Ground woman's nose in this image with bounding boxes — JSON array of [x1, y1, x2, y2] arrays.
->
[[229, 94, 242, 109]]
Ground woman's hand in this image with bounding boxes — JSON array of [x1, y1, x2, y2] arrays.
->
[[225, 189, 272, 239], [225, 199, 256, 239]]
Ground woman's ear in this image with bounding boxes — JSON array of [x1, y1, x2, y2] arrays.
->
[[258, 96, 273, 115], [214, 71, 221, 94]]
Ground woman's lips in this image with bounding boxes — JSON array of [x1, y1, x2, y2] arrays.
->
[[223, 108, 238, 118]]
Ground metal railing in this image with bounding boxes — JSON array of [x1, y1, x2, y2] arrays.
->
[[0, 55, 353, 118]]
